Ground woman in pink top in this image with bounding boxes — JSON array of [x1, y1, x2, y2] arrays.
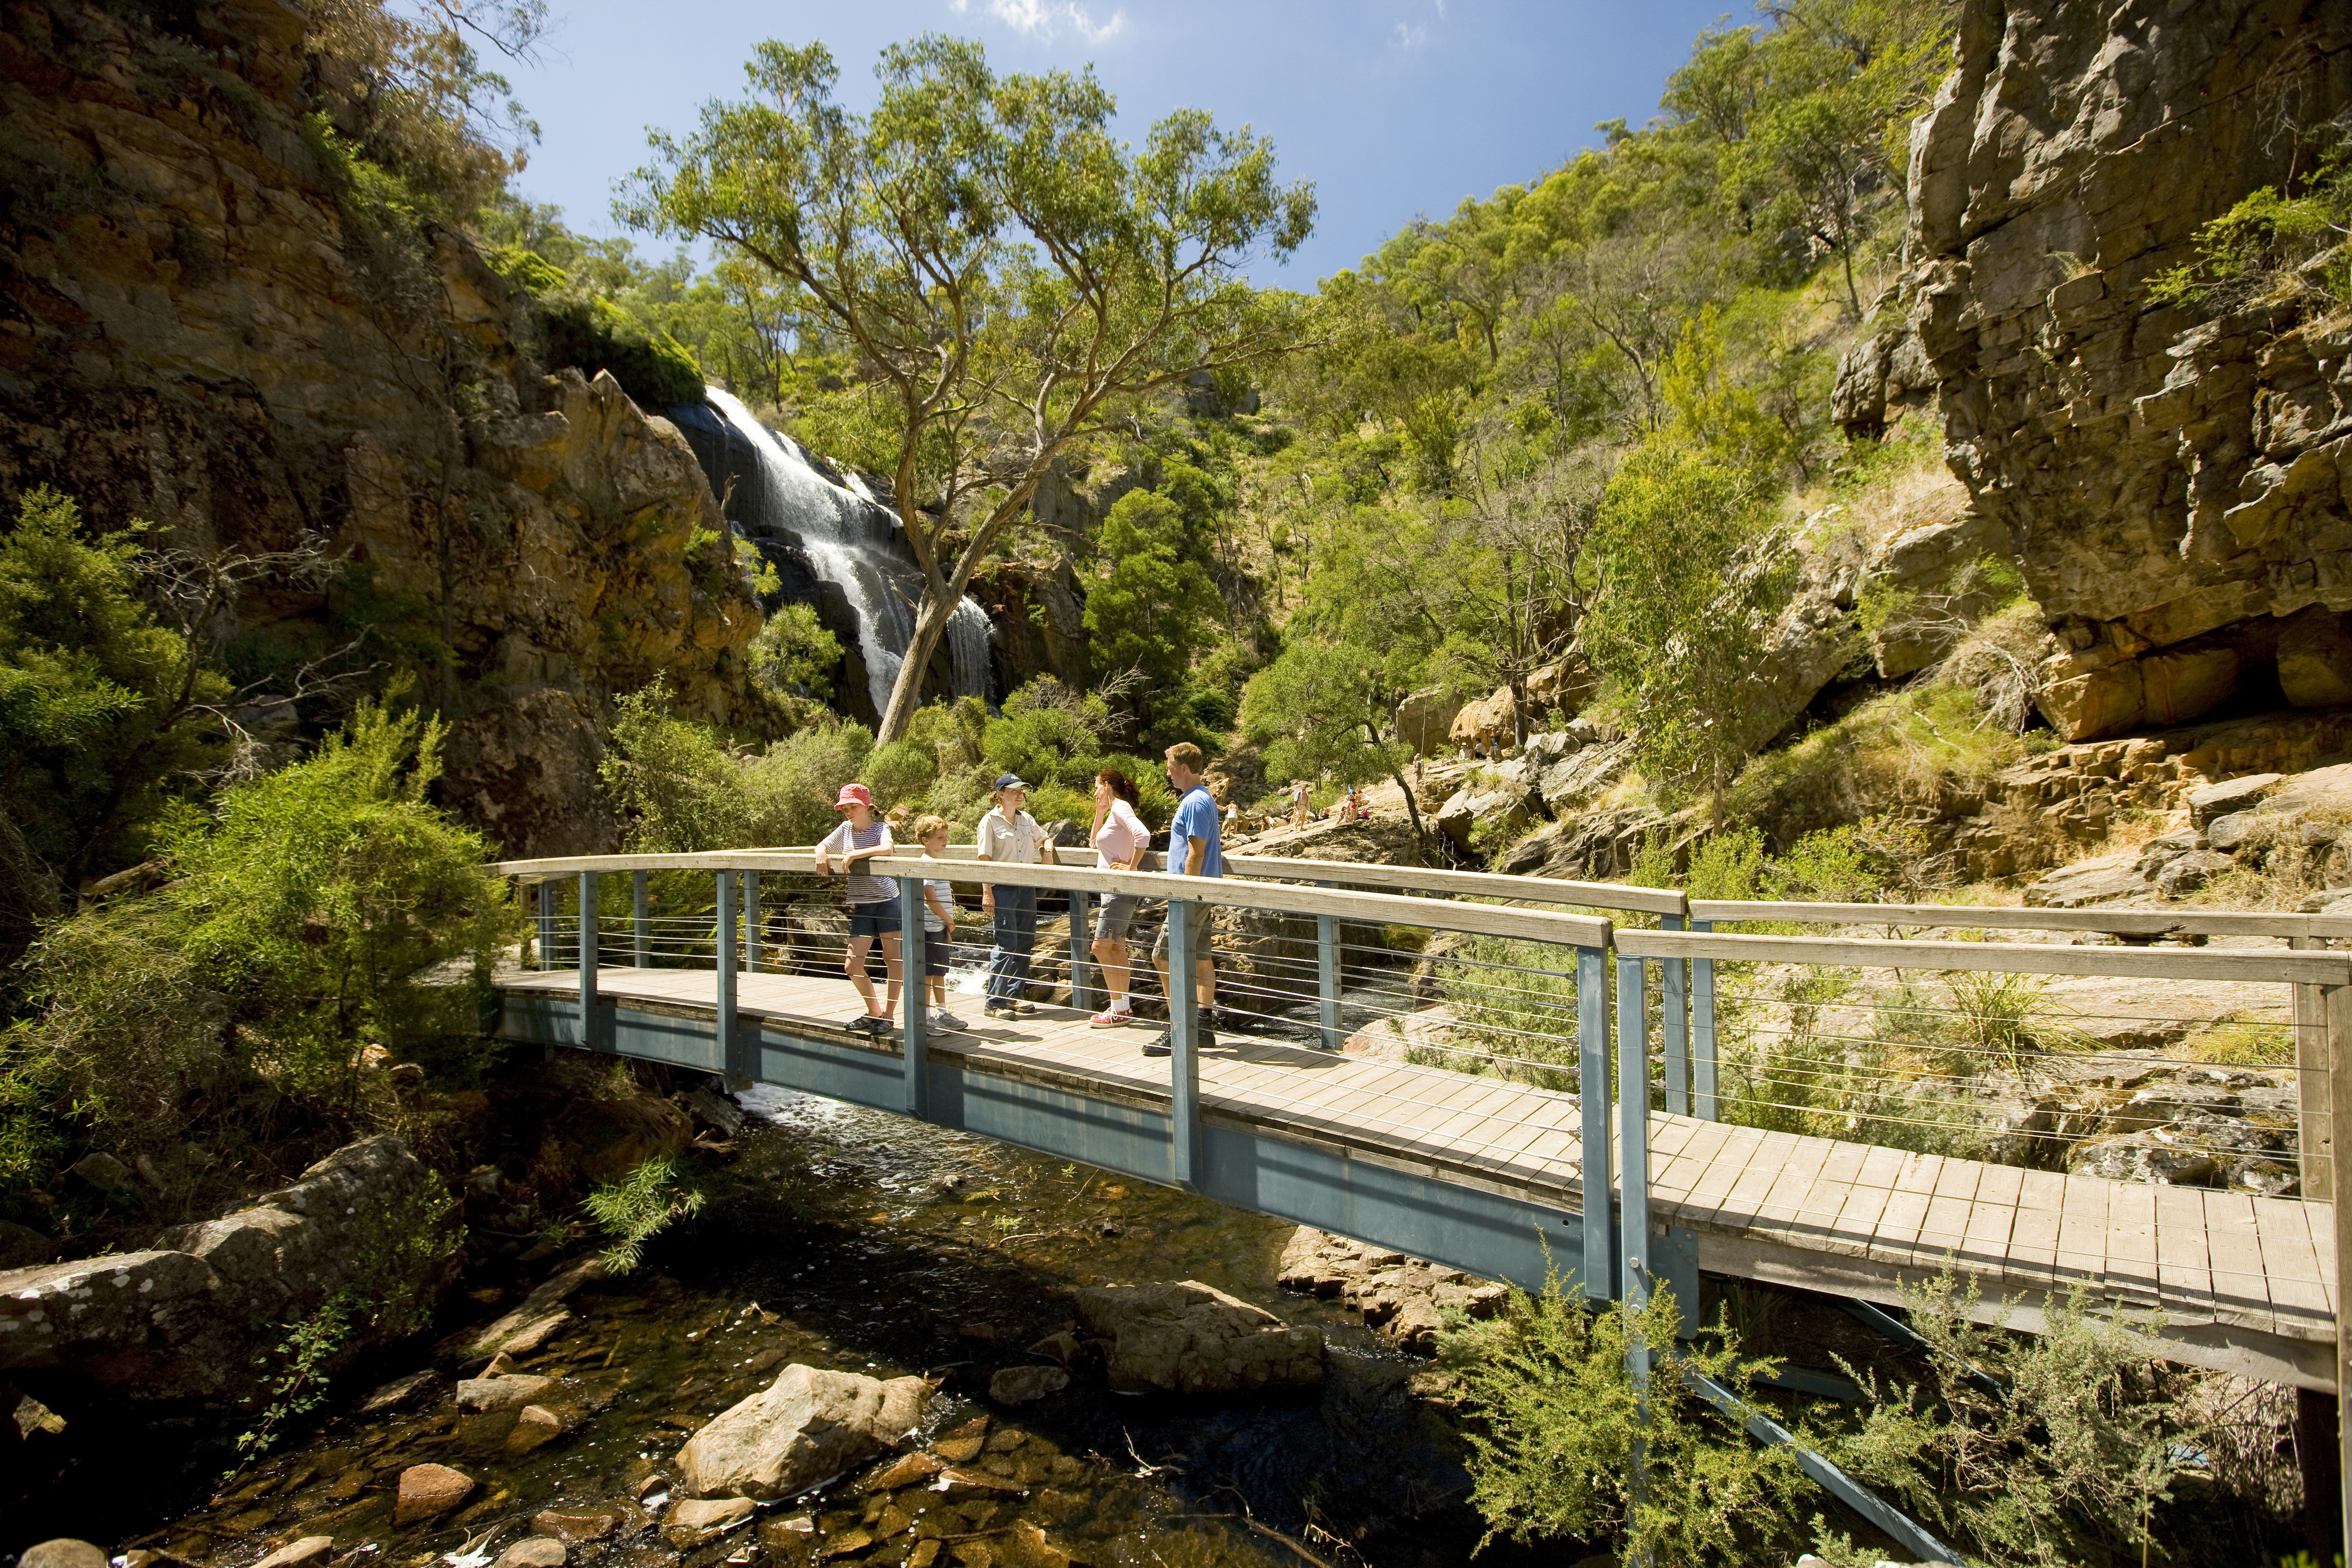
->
[[1087, 767, 1150, 1027]]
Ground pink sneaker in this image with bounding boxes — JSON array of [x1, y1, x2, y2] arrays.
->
[[1089, 1005, 1135, 1028]]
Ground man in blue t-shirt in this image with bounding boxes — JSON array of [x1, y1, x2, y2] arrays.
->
[[1146, 741, 1222, 1057]]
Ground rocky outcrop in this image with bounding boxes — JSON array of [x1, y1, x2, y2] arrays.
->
[[1067, 1280, 1324, 1393], [0, 1136, 453, 1401], [1276, 1228, 1507, 1354], [0, 0, 765, 857], [1861, 0, 2352, 741], [676, 1363, 931, 1500]]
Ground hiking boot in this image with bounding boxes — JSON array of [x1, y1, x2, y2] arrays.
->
[[1142, 1031, 1171, 1058]]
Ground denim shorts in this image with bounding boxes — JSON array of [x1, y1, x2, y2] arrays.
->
[[1096, 893, 1140, 941], [924, 928, 949, 978], [847, 900, 898, 939]]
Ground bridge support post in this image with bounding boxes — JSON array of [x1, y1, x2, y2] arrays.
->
[[1578, 944, 1615, 1302], [717, 871, 743, 1087], [1070, 890, 1093, 1012], [1618, 954, 1650, 1309], [632, 871, 649, 969], [536, 880, 555, 971], [1168, 899, 1202, 1189], [578, 871, 600, 1051], [1691, 918, 1718, 1121], [1661, 915, 1688, 1115], [744, 871, 761, 975], [900, 876, 927, 1116], [2296, 936, 2332, 1201], [1317, 882, 1339, 1051], [2328, 980, 2352, 1557]]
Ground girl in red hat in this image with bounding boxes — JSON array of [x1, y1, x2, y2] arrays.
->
[[814, 781, 900, 1033]]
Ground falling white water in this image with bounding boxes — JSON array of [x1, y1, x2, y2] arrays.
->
[[946, 597, 995, 700], [701, 387, 993, 715]]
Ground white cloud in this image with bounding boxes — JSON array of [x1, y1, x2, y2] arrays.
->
[[1393, 20, 1428, 49], [949, 0, 1126, 43]]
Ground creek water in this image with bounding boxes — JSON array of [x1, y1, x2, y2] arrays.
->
[[122, 1085, 1532, 1568]]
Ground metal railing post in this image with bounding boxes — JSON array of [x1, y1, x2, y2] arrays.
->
[[716, 870, 742, 1085], [744, 870, 761, 975], [1618, 953, 1651, 1309], [1578, 943, 1615, 1302], [2295, 935, 2332, 1201], [1691, 917, 1718, 1122], [2328, 979, 2352, 1555], [1662, 913, 1688, 1115], [577, 870, 599, 1050], [536, 879, 555, 971], [1317, 880, 1339, 1051], [1169, 899, 1202, 1188], [899, 876, 927, 1116], [1070, 889, 1093, 1012], [632, 870, 649, 969]]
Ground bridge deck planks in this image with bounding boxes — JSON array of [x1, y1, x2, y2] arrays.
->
[[506, 967, 2336, 1353]]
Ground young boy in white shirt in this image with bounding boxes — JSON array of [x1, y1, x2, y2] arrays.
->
[[976, 772, 1055, 1019], [913, 814, 965, 1032]]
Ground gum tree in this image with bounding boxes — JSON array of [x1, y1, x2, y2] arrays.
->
[[619, 36, 1315, 740]]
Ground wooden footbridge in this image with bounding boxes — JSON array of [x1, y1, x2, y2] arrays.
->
[[487, 845, 2352, 1560]]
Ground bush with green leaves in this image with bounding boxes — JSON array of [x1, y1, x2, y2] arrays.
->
[[2, 696, 516, 1198], [747, 601, 842, 702], [0, 487, 228, 904], [585, 1151, 705, 1273], [488, 245, 707, 407], [1443, 1279, 1809, 1564], [600, 679, 875, 850]]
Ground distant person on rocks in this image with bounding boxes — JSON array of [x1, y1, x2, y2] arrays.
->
[[1289, 780, 1312, 828], [913, 814, 964, 1034], [1147, 742, 1222, 1059], [813, 782, 898, 1034], [1088, 767, 1150, 1029], [977, 772, 1055, 1019]]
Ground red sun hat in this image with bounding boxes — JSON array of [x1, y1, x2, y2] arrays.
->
[[834, 783, 874, 810]]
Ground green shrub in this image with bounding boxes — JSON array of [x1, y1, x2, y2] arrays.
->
[[1444, 1278, 1807, 1563], [747, 602, 841, 700], [866, 738, 938, 812], [585, 1152, 705, 1273], [3, 696, 517, 1195], [489, 246, 706, 408], [600, 679, 874, 850]]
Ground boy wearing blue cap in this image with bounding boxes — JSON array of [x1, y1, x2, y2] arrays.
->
[[976, 773, 1056, 1019]]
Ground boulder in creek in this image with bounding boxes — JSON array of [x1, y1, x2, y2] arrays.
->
[[465, 1256, 608, 1357], [458, 1373, 556, 1411], [987, 1364, 1069, 1404], [1068, 1280, 1324, 1393], [667, 1498, 756, 1541], [491, 1541, 566, 1568], [250, 1540, 336, 1568], [394, 1463, 477, 1525], [19, 1544, 109, 1568], [0, 1136, 453, 1402], [506, 1403, 570, 1453], [675, 1363, 931, 1499]]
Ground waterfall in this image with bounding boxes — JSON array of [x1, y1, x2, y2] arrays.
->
[[699, 387, 994, 716]]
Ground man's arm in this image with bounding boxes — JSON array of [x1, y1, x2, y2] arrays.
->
[[1184, 840, 1207, 877]]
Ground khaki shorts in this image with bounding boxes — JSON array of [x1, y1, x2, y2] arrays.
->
[[1151, 898, 1215, 963]]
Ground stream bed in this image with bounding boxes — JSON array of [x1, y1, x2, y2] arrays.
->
[[119, 1085, 1530, 1568]]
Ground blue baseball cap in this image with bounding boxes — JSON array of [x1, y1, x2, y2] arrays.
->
[[993, 773, 1029, 792]]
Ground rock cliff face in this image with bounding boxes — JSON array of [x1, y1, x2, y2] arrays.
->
[[1850, 0, 2352, 741], [0, 0, 763, 854]]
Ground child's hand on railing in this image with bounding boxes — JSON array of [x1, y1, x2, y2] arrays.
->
[[814, 853, 833, 876]]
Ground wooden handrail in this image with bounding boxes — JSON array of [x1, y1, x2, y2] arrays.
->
[[485, 849, 1616, 949], [1616, 925, 2352, 984], [1689, 898, 2352, 941]]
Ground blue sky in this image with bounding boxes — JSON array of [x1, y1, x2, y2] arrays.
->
[[500, 0, 1745, 287]]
